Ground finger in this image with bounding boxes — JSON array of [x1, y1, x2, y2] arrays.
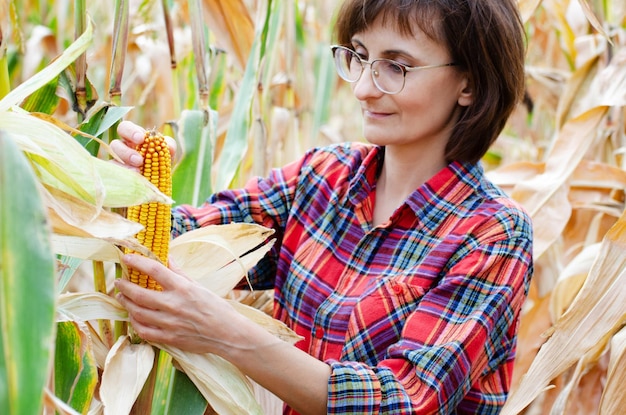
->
[[115, 278, 163, 310], [109, 139, 143, 168], [121, 253, 185, 291], [117, 120, 147, 146], [163, 135, 177, 159]]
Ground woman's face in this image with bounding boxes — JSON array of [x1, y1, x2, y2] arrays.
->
[[350, 18, 472, 158]]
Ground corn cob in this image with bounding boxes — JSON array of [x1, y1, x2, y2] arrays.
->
[[125, 129, 172, 291]]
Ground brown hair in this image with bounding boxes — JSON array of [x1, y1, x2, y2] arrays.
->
[[334, 0, 526, 164]]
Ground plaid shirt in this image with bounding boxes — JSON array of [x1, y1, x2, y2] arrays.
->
[[171, 143, 533, 414]]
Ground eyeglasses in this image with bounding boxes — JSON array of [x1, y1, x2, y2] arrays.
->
[[331, 45, 456, 95]]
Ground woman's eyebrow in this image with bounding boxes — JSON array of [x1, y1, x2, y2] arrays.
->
[[350, 37, 417, 60]]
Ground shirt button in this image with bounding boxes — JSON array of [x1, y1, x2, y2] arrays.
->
[[314, 328, 325, 339], [392, 283, 404, 295]]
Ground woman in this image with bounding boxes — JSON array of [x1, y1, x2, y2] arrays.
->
[[113, 0, 533, 413]]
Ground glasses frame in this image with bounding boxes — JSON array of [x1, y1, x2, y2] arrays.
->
[[331, 45, 457, 94]]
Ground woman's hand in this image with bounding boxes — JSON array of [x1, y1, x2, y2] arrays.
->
[[116, 253, 331, 415], [114, 253, 246, 355], [110, 121, 177, 173]]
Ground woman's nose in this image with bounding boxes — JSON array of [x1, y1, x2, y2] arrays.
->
[[352, 65, 384, 100]]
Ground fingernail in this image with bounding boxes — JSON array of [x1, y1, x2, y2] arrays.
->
[[130, 154, 143, 166]]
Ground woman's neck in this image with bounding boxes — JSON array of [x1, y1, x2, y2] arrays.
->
[[371, 146, 447, 226]]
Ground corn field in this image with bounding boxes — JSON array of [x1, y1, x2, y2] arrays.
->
[[1, 0, 625, 414]]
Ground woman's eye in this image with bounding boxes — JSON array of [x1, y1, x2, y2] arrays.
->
[[380, 60, 404, 75]]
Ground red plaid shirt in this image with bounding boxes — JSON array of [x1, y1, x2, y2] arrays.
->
[[171, 143, 533, 414]]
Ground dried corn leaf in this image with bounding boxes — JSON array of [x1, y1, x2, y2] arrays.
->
[[170, 223, 275, 296], [511, 294, 552, 391], [501, 208, 626, 415], [511, 106, 608, 259], [598, 326, 626, 414], [517, 0, 543, 23], [201, 0, 254, 68], [52, 235, 123, 263], [227, 300, 303, 345], [549, 243, 600, 321], [100, 336, 155, 415], [549, 349, 606, 415], [44, 185, 142, 239], [57, 292, 128, 323]]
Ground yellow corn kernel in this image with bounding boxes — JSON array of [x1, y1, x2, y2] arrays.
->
[[125, 129, 172, 291]]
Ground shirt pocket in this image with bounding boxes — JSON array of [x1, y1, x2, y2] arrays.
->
[[343, 278, 428, 362]]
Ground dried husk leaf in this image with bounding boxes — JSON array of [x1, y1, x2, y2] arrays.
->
[[100, 336, 155, 415], [44, 185, 142, 239], [501, 208, 626, 415], [56, 292, 128, 323], [598, 326, 626, 414], [170, 223, 276, 296], [227, 300, 303, 345], [52, 235, 123, 263]]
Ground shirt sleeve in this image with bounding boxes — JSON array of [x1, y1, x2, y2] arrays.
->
[[326, 208, 533, 414], [170, 157, 304, 237]]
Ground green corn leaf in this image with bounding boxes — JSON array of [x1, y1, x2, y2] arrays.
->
[[172, 109, 216, 207], [0, 18, 94, 112], [54, 322, 98, 414], [0, 132, 57, 415]]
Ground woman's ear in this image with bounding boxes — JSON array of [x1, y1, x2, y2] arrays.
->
[[458, 77, 474, 107]]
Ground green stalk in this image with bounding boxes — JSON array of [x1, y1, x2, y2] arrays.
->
[[161, 0, 181, 116], [108, 0, 129, 108], [189, 0, 210, 110], [74, 0, 88, 121], [0, 27, 10, 99], [92, 261, 114, 348], [108, 0, 130, 342]]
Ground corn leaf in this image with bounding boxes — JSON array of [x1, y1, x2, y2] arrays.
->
[[0, 18, 93, 111], [54, 322, 98, 414], [549, 243, 600, 321], [169, 223, 275, 296], [57, 292, 129, 323], [214, 0, 275, 191], [159, 345, 264, 415], [100, 336, 155, 415], [0, 133, 57, 415], [501, 207, 626, 414], [172, 109, 216, 206], [511, 105, 608, 258], [201, 0, 254, 69], [161, 369, 209, 415], [2, 110, 172, 207], [599, 326, 626, 414]]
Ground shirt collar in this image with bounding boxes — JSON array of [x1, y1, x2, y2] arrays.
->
[[348, 146, 486, 216]]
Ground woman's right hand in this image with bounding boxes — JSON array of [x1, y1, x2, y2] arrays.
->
[[110, 121, 176, 172]]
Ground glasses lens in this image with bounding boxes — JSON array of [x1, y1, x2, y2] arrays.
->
[[371, 60, 405, 94], [333, 48, 362, 82]]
